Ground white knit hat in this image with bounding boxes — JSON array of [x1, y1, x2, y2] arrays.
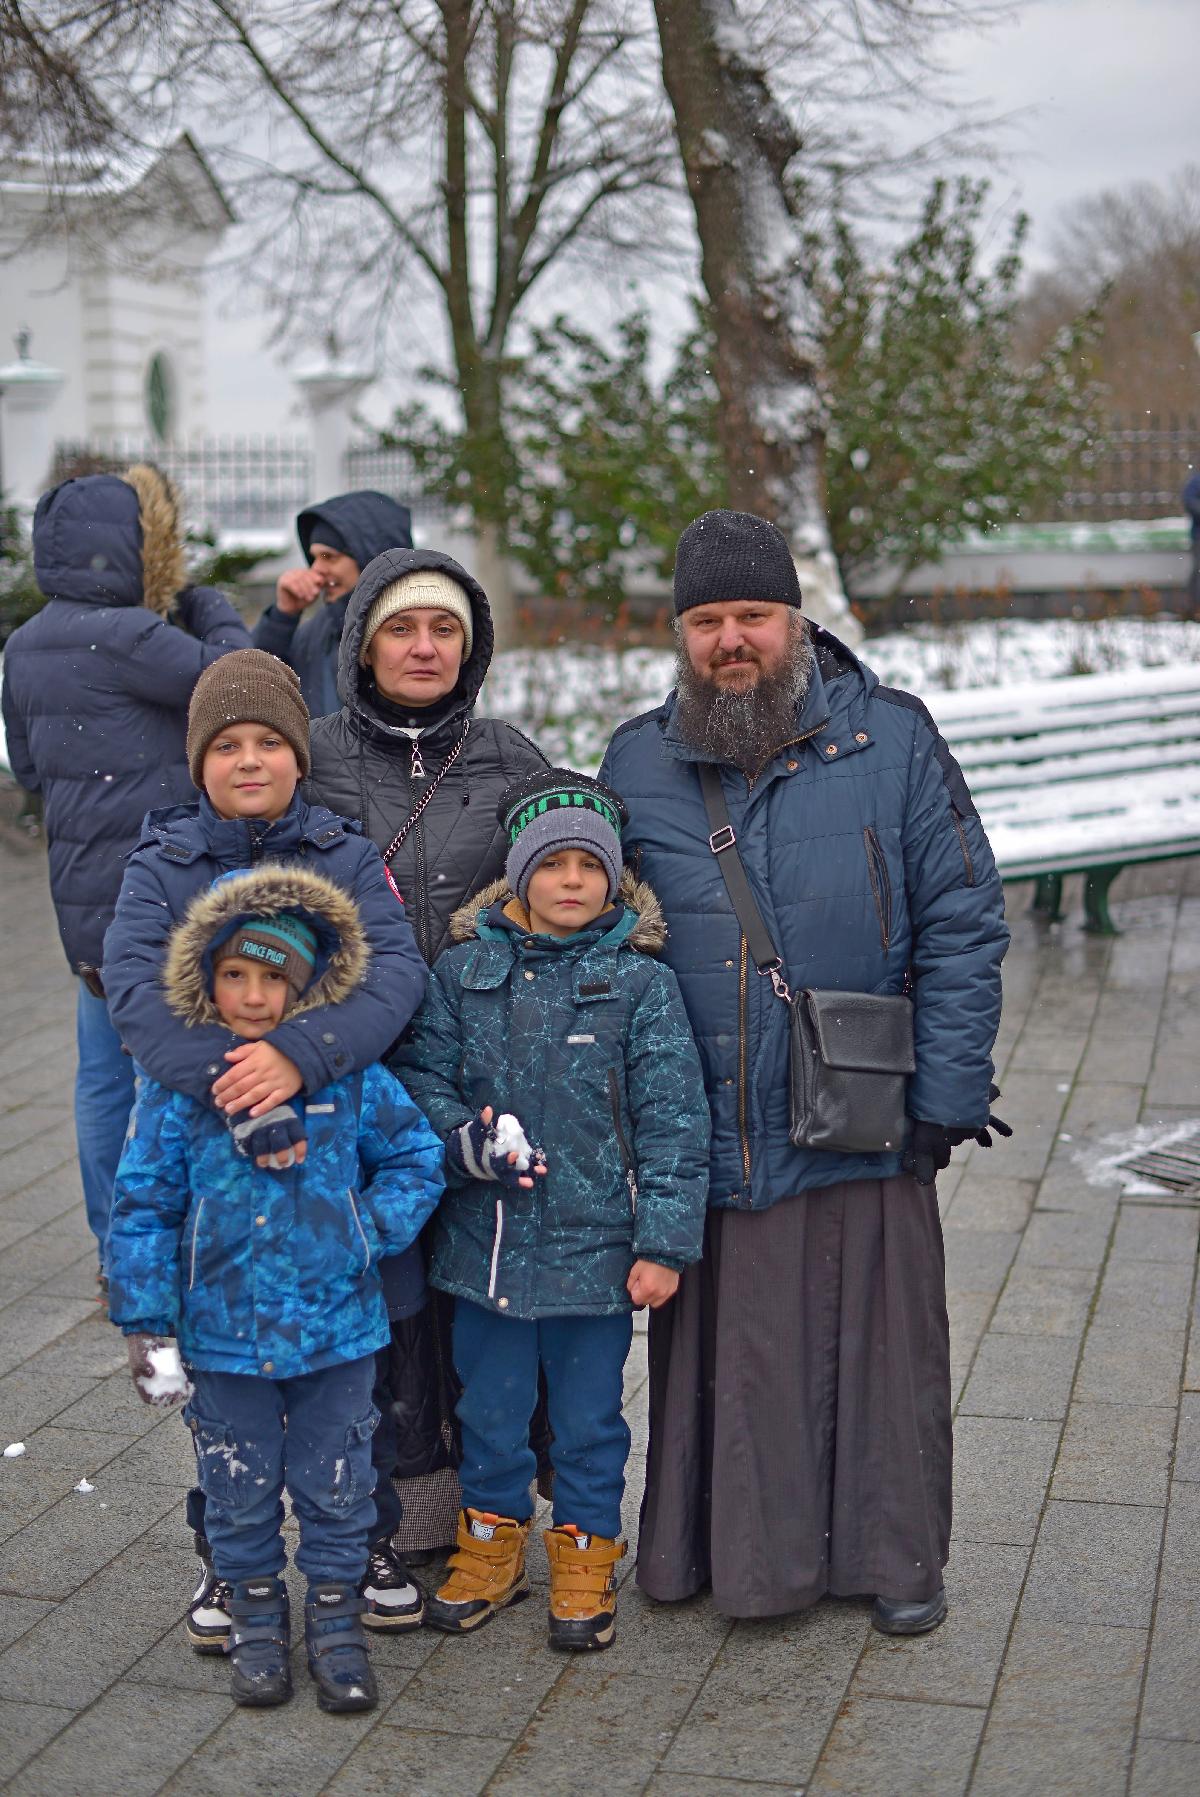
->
[[358, 569, 474, 665]]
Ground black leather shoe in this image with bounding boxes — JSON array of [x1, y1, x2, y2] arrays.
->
[[871, 1588, 947, 1635]]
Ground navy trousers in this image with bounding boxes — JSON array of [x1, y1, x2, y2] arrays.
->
[[452, 1299, 633, 1540], [186, 1356, 378, 1587], [75, 985, 136, 1269]]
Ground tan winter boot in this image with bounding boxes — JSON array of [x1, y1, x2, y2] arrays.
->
[[544, 1524, 627, 1651], [425, 1509, 533, 1634]]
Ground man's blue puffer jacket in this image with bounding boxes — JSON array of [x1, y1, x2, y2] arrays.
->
[[598, 628, 1009, 1211]]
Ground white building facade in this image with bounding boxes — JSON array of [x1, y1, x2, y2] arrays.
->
[[0, 135, 232, 495]]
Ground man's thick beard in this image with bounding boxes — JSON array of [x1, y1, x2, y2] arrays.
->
[[673, 619, 816, 776]]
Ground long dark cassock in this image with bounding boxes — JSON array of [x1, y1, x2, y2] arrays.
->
[[599, 627, 1007, 1615]]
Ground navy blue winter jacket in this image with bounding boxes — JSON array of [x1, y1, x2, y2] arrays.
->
[[102, 791, 428, 1107], [252, 491, 413, 717], [0, 468, 251, 972], [598, 628, 1008, 1210]]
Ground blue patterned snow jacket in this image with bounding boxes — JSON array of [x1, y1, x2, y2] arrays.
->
[[394, 873, 710, 1319], [102, 790, 427, 1107], [107, 866, 444, 1377], [598, 627, 1009, 1211]]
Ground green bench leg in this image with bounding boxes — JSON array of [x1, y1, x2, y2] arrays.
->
[[1031, 873, 1064, 922], [1082, 864, 1123, 936]]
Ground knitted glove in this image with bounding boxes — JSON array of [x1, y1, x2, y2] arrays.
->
[[446, 1111, 544, 1188], [126, 1335, 192, 1408], [229, 1103, 306, 1169]]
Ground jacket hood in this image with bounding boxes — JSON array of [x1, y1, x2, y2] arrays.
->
[[336, 546, 495, 731], [448, 867, 666, 954], [297, 491, 413, 569], [31, 464, 187, 614], [162, 864, 370, 1028]]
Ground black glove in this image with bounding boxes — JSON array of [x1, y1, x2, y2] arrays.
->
[[126, 1334, 191, 1408], [446, 1111, 544, 1188], [903, 1087, 1014, 1186], [229, 1103, 307, 1169]]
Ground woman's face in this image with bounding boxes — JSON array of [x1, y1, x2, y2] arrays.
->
[[366, 607, 467, 706]]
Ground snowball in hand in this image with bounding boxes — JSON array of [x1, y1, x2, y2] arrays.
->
[[492, 1112, 533, 1171], [136, 1341, 193, 1404]]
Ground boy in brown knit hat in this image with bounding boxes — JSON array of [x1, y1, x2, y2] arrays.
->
[[102, 646, 428, 1648]]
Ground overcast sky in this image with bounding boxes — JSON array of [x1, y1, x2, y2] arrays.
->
[[203, 0, 1195, 436]]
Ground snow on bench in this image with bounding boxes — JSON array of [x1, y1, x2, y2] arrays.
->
[[926, 666, 1200, 932]]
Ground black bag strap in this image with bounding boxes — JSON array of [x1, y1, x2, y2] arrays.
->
[[697, 764, 792, 1004]]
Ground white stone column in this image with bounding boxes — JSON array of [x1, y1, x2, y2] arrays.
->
[[293, 353, 375, 499], [0, 330, 66, 506]]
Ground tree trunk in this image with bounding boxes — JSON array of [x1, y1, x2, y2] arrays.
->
[[653, 0, 859, 639]]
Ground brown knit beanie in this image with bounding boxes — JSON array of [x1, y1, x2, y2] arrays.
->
[[186, 649, 311, 787]]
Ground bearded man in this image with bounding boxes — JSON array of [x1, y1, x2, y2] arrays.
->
[[599, 509, 1009, 1631]]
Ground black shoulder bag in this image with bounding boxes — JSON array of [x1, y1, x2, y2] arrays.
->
[[698, 763, 914, 1154]]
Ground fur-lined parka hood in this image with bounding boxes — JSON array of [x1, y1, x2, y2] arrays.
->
[[448, 868, 667, 954], [31, 462, 187, 614], [162, 865, 370, 1028]]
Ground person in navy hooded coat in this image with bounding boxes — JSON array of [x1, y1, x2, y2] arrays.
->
[[252, 490, 413, 717], [0, 465, 251, 1273]]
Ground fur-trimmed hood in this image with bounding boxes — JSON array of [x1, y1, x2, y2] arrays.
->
[[162, 864, 370, 1028], [31, 462, 187, 613], [122, 462, 188, 617], [448, 867, 667, 954]]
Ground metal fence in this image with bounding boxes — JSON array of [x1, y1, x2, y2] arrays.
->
[[50, 437, 448, 537], [1053, 416, 1199, 521], [53, 417, 1200, 538]]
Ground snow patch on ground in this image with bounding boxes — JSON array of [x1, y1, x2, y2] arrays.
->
[[74, 1478, 94, 1493], [1072, 1119, 1200, 1194], [4, 1442, 26, 1458]]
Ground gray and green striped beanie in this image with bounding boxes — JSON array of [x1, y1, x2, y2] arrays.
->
[[500, 769, 628, 907]]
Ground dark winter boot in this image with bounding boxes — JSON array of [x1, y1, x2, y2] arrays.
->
[[185, 1534, 232, 1654], [361, 1538, 425, 1630], [227, 1576, 292, 1708], [544, 1524, 626, 1651], [872, 1587, 948, 1636], [305, 1583, 378, 1714]]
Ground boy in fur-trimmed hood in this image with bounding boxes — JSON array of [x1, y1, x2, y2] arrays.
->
[[394, 769, 709, 1654], [108, 865, 444, 1716]]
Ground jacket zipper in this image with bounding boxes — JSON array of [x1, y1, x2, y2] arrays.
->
[[346, 1189, 372, 1274], [735, 723, 824, 1196], [738, 934, 751, 1190], [188, 1198, 206, 1291], [951, 806, 975, 886], [863, 827, 892, 951], [607, 1069, 639, 1215], [487, 1198, 505, 1298]]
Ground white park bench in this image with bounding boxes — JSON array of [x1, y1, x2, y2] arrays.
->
[[928, 665, 1200, 934]]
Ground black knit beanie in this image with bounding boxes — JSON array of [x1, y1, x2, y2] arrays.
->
[[673, 509, 803, 614]]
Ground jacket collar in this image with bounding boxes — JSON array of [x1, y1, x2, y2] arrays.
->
[[148, 794, 351, 869]]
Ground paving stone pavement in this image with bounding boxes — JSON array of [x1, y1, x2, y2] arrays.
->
[[1, 835, 1198, 1797]]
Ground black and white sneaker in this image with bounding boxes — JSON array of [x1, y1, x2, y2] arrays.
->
[[186, 1565, 233, 1653], [361, 1540, 425, 1630]]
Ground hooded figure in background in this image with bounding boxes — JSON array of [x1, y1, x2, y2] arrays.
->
[[252, 491, 414, 717], [0, 465, 251, 1277], [305, 545, 548, 1581]]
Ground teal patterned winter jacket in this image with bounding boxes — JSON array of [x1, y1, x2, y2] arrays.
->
[[107, 866, 445, 1378], [394, 872, 710, 1320]]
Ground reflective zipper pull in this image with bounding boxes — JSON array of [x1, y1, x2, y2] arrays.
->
[[626, 1169, 638, 1214]]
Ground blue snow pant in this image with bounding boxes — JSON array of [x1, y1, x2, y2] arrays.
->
[[186, 1356, 378, 1589], [452, 1298, 633, 1541]]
